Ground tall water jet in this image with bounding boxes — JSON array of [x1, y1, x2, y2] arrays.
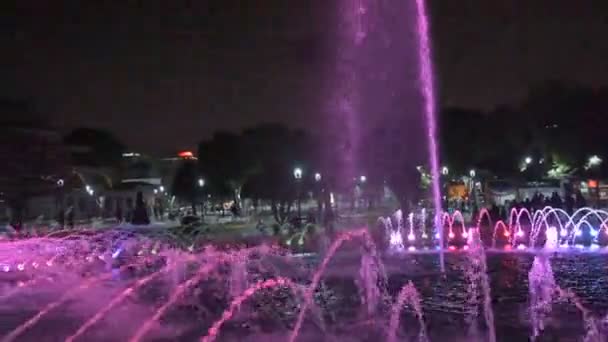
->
[[358, 245, 381, 317], [465, 228, 496, 342], [414, 0, 443, 272], [528, 226, 558, 340]]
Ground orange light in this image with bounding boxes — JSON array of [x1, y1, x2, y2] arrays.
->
[[178, 151, 194, 158], [588, 180, 599, 188], [503, 231, 511, 237]]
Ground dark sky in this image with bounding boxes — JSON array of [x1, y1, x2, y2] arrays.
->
[[5, 1, 608, 155]]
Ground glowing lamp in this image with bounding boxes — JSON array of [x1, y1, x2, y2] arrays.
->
[[575, 230, 583, 237], [448, 245, 457, 251], [408, 246, 416, 252], [408, 233, 415, 241], [516, 230, 524, 237], [448, 232, 455, 239], [589, 180, 599, 188], [178, 151, 194, 158], [435, 232, 441, 239], [462, 232, 469, 239], [503, 231, 511, 238], [560, 229, 568, 237]]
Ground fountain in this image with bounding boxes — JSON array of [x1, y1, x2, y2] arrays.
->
[[2, 0, 608, 340], [1, 209, 608, 340]]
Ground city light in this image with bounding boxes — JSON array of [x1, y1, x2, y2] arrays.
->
[[314, 173, 322, 182], [159, 186, 165, 192], [441, 166, 449, 176], [469, 169, 476, 178], [360, 175, 367, 183], [198, 178, 205, 187], [407, 233, 416, 241], [153, 189, 158, 194], [586, 155, 603, 169], [293, 167, 303, 180], [525, 156, 533, 164]]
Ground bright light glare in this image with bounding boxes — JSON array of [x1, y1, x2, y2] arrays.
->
[[407, 233, 416, 241], [448, 232, 455, 239]]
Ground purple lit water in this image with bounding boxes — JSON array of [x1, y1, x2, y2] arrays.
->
[[3, 212, 608, 341]]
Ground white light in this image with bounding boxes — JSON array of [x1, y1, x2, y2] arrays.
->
[[435, 232, 440, 239], [198, 178, 205, 187], [441, 166, 449, 176], [57, 179, 64, 187], [153, 189, 158, 194], [314, 173, 322, 182], [575, 230, 582, 237], [360, 175, 367, 183], [591, 229, 599, 238], [407, 233, 415, 241], [462, 232, 469, 239], [421, 232, 428, 239], [589, 155, 602, 166], [516, 230, 524, 237], [525, 156, 533, 164], [448, 232, 455, 239], [469, 169, 476, 178], [85, 185, 91, 192], [159, 186, 165, 192], [293, 167, 303, 180], [517, 244, 526, 250], [408, 246, 416, 252], [560, 229, 568, 237]]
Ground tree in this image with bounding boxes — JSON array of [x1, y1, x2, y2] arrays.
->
[[198, 132, 256, 209], [240, 124, 313, 224], [172, 160, 199, 215], [0, 123, 70, 226]]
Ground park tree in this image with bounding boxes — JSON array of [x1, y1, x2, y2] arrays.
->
[[198, 131, 257, 209], [0, 108, 70, 226], [240, 124, 313, 224], [172, 160, 200, 215]]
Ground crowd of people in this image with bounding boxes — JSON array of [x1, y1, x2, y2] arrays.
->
[[485, 190, 589, 221]]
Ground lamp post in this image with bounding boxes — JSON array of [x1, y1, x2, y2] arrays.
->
[[469, 169, 476, 207], [198, 178, 205, 217], [294, 167, 303, 219]]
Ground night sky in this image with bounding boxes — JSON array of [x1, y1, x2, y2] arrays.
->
[[5, 1, 608, 155]]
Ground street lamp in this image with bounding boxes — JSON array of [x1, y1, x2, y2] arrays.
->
[[588, 155, 602, 167], [293, 167, 303, 180], [159, 185, 165, 192], [293, 167, 303, 219], [525, 156, 533, 165]]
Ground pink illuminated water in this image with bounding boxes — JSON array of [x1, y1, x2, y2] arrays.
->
[[387, 281, 426, 342], [414, 0, 444, 272], [288, 228, 374, 342], [201, 277, 300, 342]]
